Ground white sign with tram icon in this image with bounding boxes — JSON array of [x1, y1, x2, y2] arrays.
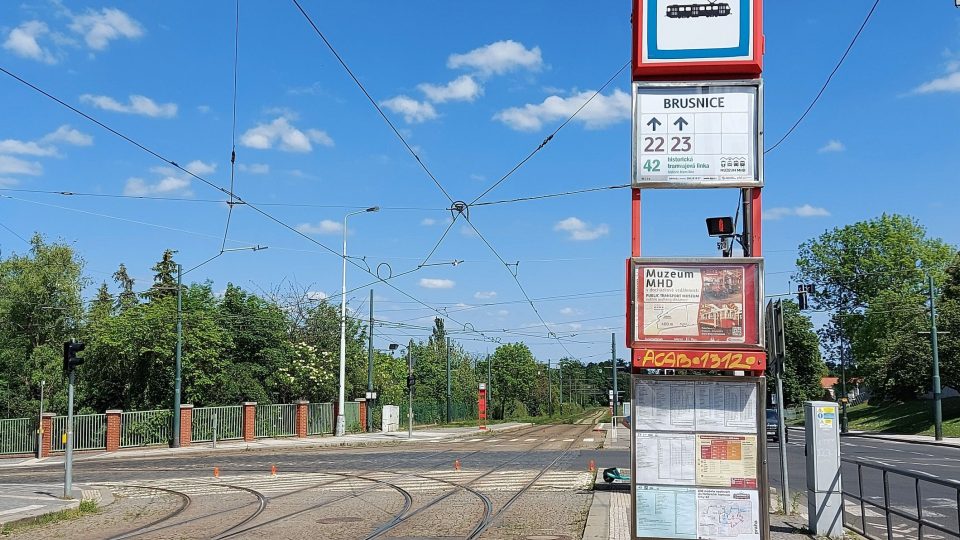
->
[[632, 80, 762, 188]]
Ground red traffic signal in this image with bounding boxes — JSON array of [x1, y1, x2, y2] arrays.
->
[[705, 217, 734, 237]]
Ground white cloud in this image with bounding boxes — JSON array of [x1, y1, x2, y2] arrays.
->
[[380, 96, 437, 124], [197, 105, 211, 114], [295, 220, 343, 235], [763, 205, 831, 221], [418, 75, 483, 103], [474, 291, 497, 300], [0, 139, 57, 157], [420, 218, 437, 226], [184, 160, 216, 175], [80, 94, 177, 118], [559, 307, 582, 316], [0, 177, 20, 187], [496, 309, 509, 317], [447, 40, 543, 75], [913, 71, 960, 94], [240, 116, 333, 152], [818, 140, 845, 153], [419, 278, 455, 289], [3, 21, 57, 64], [554, 217, 609, 241], [495, 88, 630, 132], [41, 125, 93, 146], [238, 163, 270, 174], [124, 176, 191, 197], [68, 8, 143, 51], [0, 155, 42, 176], [460, 225, 478, 237]]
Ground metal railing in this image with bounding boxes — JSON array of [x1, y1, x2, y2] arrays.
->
[[192, 405, 243, 443], [120, 409, 172, 447], [842, 457, 960, 540], [0, 417, 37, 454], [307, 403, 333, 435], [51, 414, 106, 452], [255, 404, 296, 438]]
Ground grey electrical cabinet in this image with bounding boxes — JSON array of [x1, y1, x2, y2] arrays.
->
[[804, 401, 843, 537]]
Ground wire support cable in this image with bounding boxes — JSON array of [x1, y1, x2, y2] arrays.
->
[[469, 60, 630, 205]]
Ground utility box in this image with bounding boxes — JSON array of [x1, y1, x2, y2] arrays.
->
[[381, 405, 400, 433], [804, 401, 843, 537]]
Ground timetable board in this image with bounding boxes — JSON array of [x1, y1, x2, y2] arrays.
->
[[631, 376, 768, 540]]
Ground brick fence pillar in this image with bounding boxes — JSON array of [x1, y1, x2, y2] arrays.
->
[[179, 404, 193, 447], [242, 402, 257, 442], [358, 399, 367, 433], [295, 400, 308, 438], [40, 413, 55, 458], [105, 410, 122, 452]]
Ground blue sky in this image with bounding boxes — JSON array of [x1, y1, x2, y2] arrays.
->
[[0, 1, 958, 364]]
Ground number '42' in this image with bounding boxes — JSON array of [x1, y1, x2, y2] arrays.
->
[[642, 159, 661, 173]]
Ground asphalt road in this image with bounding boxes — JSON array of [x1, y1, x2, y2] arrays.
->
[[767, 428, 960, 539]]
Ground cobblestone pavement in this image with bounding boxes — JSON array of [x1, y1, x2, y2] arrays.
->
[[0, 421, 604, 539]]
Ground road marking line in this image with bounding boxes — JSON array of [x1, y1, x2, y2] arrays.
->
[[510, 438, 519, 442], [584, 438, 595, 442], [564, 438, 574, 442], [524, 438, 537, 442], [0, 505, 45, 517]]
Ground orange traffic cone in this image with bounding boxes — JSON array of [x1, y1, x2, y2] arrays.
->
[[271, 465, 277, 476], [213, 467, 220, 478], [454, 459, 461, 472], [588, 459, 596, 472]]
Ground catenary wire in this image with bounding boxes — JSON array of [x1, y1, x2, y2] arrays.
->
[[220, 0, 242, 252], [469, 60, 630, 205], [764, 0, 881, 154], [0, 67, 505, 348], [0, 221, 30, 244], [290, 0, 455, 205]]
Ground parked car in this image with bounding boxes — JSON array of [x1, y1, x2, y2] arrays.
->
[[766, 409, 788, 443]]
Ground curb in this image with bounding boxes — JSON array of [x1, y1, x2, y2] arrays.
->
[[0, 485, 110, 531], [839, 431, 960, 448]]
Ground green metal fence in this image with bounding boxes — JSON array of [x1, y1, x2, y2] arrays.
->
[[0, 417, 37, 454], [120, 409, 172, 448], [51, 414, 106, 452], [255, 404, 296, 438], [192, 405, 243, 442], [307, 403, 333, 435], [344, 402, 362, 432]]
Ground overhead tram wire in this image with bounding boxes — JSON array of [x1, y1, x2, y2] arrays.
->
[[221, 0, 242, 253], [0, 67, 503, 348], [764, 0, 881, 154], [469, 60, 630, 206], [460, 218, 577, 358], [0, 220, 29, 245], [290, 0, 455, 206], [0, 187, 445, 211], [472, 184, 630, 207]]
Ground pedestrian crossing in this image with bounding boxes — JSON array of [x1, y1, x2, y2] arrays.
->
[[438, 436, 595, 445], [106, 469, 595, 498]]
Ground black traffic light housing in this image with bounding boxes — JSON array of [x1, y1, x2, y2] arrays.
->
[[63, 340, 85, 373], [797, 284, 814, 310], [705, 216, 735, 237]]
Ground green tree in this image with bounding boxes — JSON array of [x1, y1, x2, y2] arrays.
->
[[773, 301, 828, 405], [0, 235, 85, 417], [795, 214, 955, 369], [490, 342, 538, 419]]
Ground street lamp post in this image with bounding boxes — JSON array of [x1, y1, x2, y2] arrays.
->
[[336, 206, 379, 437]]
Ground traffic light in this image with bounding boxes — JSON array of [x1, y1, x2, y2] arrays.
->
[[62, 340, 85, 373], [797, 284, 814, 310], [406, 375, 416, 389], [705, 217, 734, 237]]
